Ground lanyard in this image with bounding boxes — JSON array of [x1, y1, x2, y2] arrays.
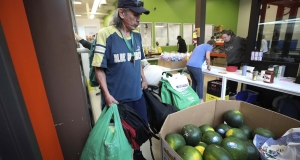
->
[[118, 27, 135, 57]]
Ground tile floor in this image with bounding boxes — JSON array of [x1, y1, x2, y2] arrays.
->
[[87, 74, 240, 159]]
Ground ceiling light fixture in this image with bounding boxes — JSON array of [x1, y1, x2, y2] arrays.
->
[[76, 15, 82, 16], [73, 1, 82, 4], [100, 0, 107, 4], [90, 0, 101, 19]]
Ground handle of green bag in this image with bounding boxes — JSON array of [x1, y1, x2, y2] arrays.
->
[[180, 69, 185, 75], [162, 72, 173, 78]]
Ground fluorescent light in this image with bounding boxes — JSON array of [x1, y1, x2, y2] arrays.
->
[[91, 0, 101, 13], [90, 14, 95, 19], [76, 15, 82, 16], [73, 1, 82, 4], [100, 0, 107, 4], [155, 26, 164, 28]]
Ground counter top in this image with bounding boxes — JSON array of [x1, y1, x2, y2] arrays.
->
[[202, 66, 300, 98]]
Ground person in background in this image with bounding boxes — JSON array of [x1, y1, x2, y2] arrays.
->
[[260, 35, 268, 54], [177, 35, 187, 53], [74, 32, 92, 49], [91, 0, 150, 159], [186, 40, 216, 102], [222, 30, 247, 96]]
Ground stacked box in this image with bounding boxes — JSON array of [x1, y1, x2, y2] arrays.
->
[[157, 59, 187, 69]]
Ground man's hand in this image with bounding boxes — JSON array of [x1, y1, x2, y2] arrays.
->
[[104, 94, 119, 107], [207, 65, 211, 71], [141, 80, 148, 90]]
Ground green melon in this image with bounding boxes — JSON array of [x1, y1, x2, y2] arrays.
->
[[221, 137, 248, 160], [223, 110, 244, 128], [195, 142, 207, 156], [199, 124, 215, 133], [252, 127, 275, 139], [201, 131, 223, 145], [225, 128, 247, 141], [203, 144, 233, 160], [181, 124, 202, 146], [243, 141, 260, 160], [215, 123, 232, 138], [239, 125, 252, 139], [197, 141, 207, 148], [165, 133, 186, 151], [177, 145, 202, 160]]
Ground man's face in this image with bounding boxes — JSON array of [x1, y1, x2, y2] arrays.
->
[[222, 34, 231, 42], [120, 9, 141, 30]]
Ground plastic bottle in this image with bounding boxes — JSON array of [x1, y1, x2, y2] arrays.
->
[[263, 65, 275, 83], [242, 64, 247, 76]]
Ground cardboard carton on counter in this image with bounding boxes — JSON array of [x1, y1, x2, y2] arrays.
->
[[212, 57, 227, 67], [160, 100, 300, 160], [158, 59, 187, 69]]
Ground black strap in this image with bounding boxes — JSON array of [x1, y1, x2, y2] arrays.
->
[[149, 137, 155, 160]]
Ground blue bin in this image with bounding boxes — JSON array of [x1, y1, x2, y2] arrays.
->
[[236, 90, 258, 104]]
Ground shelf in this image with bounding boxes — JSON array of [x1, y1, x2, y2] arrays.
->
[[216, 41, 224, 46], [211, 53, 226, 58]]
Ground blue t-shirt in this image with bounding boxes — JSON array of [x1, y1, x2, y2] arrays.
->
[[92, 26, 144, 102], [187, 44, 212, 68]]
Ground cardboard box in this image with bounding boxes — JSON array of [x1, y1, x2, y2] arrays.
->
[[212, 58, 227, 67], [214, 58, 227, 65], [206, 93, 229, 101], [207, 80, 229, 97], [160, 100, 300, 160], [158, 59, 165, 67], [157, 59, 187, 69], [213, 63, 227, 67]]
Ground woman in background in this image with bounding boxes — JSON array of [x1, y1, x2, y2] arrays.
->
[[187, 40, 216, 102]]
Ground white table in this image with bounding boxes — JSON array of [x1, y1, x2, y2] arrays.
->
[[202, 66, 300, 100]]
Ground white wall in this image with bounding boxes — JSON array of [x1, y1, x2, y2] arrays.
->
[[236, 0, 252, 38], [75, 18, 101, 42]]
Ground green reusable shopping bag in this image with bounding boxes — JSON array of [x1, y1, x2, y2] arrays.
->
[[80, 104, 132, 160], [160, 78, 173, 105], [161, 71, 200, 110]]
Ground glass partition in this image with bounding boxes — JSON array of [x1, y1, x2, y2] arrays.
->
[[257, 1, 300, 63], [138, 22, 152, 48], [155, 23, 168, 46], [168, 23, 181, 46]]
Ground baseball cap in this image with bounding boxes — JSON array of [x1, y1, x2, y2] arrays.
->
[[118, 0, 150, 15]]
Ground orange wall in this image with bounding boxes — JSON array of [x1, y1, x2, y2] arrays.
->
[[0, 0, 63, 159]]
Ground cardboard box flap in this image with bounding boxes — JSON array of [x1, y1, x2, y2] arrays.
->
[[240, 102, 274, 129], [269, 111, 300, 138], [160, 100, 217, 138], [240, 102, 300, 138]]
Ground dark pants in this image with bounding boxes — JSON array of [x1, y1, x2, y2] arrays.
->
[[187, 66, 203, 99], [227, 62, 241, 94]]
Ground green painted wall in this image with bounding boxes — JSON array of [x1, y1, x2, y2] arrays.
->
[[206, 0, 240, 33], [103, 0, 240, 50]]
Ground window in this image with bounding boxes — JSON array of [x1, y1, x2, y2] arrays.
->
[[183, 24, 194, 45], [155, 23, 181, 46], [257, 2, 300, 63], [168, 23, 181, 46], [155, 23, 168, 46], [138, 22, 152, 48]]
